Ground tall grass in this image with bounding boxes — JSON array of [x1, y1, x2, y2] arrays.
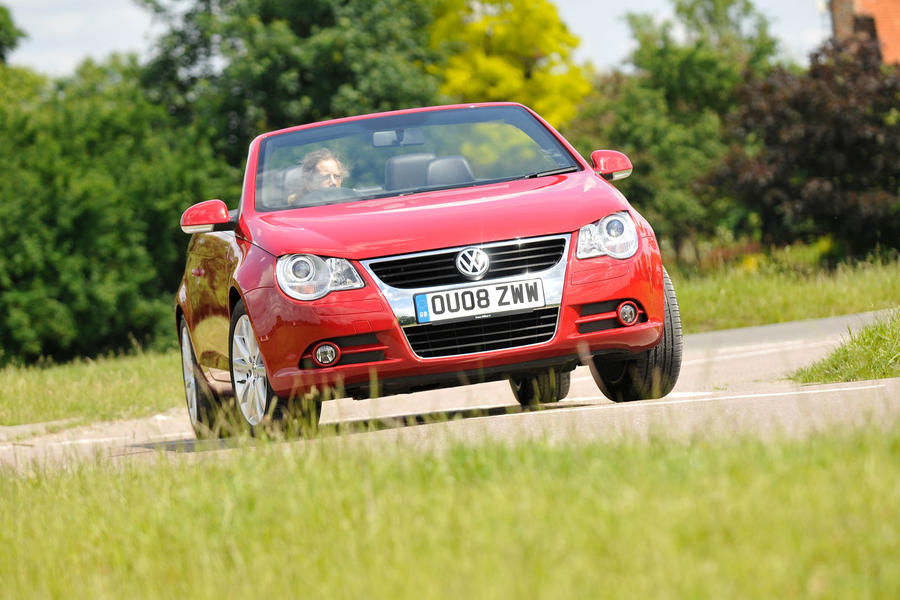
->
[[2, 428, 898, 598], [0, 350, 181, 427], [794, 310, 900, 383], [674, 257, 900, 333]]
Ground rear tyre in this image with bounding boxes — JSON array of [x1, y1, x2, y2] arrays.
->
[[509, 368, 571, 406], [591, 268, 683, 402], [229, 300, 320, 437], [179, 317, 217, 438]]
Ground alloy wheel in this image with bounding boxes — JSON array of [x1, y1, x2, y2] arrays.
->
[[231, 314, 268, 426]]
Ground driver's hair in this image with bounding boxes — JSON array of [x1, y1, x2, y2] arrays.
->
[[299, 148, 348, 187]]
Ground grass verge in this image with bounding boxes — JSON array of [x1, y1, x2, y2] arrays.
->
[[674, 258, 900, 333], [2, 428, 899, 598], [0, 350, 181, 427], [794, 310, 900, 384]]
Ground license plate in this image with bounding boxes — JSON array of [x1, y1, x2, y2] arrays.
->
[[414, 279, 545, 324]]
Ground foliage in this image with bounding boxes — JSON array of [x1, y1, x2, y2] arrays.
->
[[0, 3, 25, 63], [139, 0, 442, 166], [566, 74, 727, 254], [629, 0, 776, 116], [0, 57, 237, 363], [794, 310, 900, 384], [0, 60, 45, 105], [718, 38, 900, 253], [565, 0, 777, 260], [429, 0, 590, 127]]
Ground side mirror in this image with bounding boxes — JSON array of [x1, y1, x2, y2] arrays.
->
[[590, 150, 633, 181], [180, 199, 235, 234]]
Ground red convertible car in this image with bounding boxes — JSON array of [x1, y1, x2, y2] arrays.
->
[[176, 102, 682, 436]]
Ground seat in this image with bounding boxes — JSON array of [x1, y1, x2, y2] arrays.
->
[[426, 155, 475, 187], [280, 165, 305, 206], [384, 153, 436, 190]]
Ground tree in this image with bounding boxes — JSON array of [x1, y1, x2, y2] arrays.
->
[[139, 0, 441, 166], [564, 0, 778, 261], [0, 56, 237, 363], [718, 38, 900, 254], [629, 0, 776, 117], [565, 74, 729, 256], [0, 3, 26, 63], [429, 0, 590, 127]]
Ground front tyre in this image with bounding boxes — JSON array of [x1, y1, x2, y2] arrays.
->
[[509, 368, 571, 406], [230, 300, 272, 430], [229, 299, 320, 436], [591, 268, 683, 402]]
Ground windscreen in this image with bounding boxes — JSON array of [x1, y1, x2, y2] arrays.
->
[[254, 105, 580, 212]]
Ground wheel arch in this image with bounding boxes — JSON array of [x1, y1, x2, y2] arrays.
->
[[175, 304, 185, 338], [174, 278, 189, 337], [229, 286, 243, 318]]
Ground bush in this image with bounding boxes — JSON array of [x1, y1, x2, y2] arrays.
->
[[720, 38, 900, 254], [0, 58, 239, 363]]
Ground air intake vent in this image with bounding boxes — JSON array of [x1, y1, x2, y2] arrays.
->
[[403, 307, 559, 358]]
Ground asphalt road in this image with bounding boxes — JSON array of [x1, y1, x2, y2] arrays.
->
[[2, 310, 898, 469]]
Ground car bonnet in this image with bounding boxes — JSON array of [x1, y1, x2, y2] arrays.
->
[[243, 171, 632, 260]]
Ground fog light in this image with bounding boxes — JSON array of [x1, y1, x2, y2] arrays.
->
[[312, 342, 340, 367], [617, 301, 639, 326]]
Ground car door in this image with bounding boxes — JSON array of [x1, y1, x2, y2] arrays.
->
[[185, 231, 240, 384]]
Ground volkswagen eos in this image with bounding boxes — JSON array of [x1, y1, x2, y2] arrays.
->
[[176, 103, 682, 436]]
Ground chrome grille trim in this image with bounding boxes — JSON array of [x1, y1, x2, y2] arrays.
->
[[366, 236, 567, 289], [361, 234, 570, 328]]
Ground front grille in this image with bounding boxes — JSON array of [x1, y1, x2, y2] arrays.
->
[[369, 237, 566, 289], [403, 307, 559, 358]]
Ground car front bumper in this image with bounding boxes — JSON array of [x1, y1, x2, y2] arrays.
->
[[243, 236, 665, 399]]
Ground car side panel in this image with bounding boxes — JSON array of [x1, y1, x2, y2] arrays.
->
[[181, 232, 240, 382]]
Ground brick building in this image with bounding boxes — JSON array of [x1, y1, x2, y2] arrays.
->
[[831, 0, 900, 63]]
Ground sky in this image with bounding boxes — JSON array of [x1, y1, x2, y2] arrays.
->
[[5, 0, 834, 77]]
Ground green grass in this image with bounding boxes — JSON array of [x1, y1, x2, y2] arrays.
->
[[2, 429, 899, 598], [0, 350, 182, 427], [794, 310, 900, 384], [674, 258, 900, 333]]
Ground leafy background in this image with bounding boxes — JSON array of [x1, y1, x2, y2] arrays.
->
[[0, 0, 897, 364]]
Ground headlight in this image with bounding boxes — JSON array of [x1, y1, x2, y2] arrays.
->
[[275, 254, 364, 300], [576, 211, 639, 260]]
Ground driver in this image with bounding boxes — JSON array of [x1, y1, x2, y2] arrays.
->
[[286, 148, 348, 205]]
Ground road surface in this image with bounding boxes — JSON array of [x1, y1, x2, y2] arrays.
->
[[2, 310, 897, 469]]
